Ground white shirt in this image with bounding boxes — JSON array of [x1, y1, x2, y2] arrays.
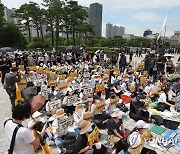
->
[[144, 85, 152, 95], [74, 111, 84, 128], [105, 98, 115, 114], [158, 93, 167, 103], [5, 120, 35, 154]]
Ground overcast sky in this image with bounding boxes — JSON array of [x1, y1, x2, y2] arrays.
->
[[2, 0, 180, 37]]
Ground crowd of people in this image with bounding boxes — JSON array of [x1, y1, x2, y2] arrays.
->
[[0, 48, 180, 154]]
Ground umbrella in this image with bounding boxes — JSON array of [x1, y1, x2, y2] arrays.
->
[[164, 54, 175, 57], [0, 47, 14, 53]]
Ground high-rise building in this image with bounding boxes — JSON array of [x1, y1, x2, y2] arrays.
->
[[143, 29, 152, 37], [89, 3, 102, 37], [83, 6, 90, 24], [4, 6, 14, 22], [106, 23, 125, 38]]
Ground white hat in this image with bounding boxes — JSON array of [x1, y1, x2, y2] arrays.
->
[[136, 120, 150, 129], [111, 108, 124, 118], [32, 111, 43, 119]]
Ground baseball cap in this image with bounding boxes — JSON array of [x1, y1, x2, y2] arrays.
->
[[136, 120, 150, 129]]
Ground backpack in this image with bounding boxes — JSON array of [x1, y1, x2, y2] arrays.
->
[[163, 119, 180, 130], [151, 115, 164, 125]]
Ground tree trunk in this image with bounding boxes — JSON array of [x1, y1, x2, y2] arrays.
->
[[40, 24, 44, 42], [66, 25, 70, 46], [55, 20, 59, 51], [51, 24, 54, 47], [27, 23, 31, 42], [72, 27, 75, 46]]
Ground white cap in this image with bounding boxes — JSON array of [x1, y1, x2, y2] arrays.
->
[[136, 120, 150, 129], [32, 111, 42, 119]]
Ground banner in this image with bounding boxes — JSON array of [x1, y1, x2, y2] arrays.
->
[[67, 94, 78, 106], [95, 99, 105, 113], [96, 84, 105, 92], [87, 126, 99, 146], [110, 97, 119, 107], [83, 112, 93, 121], [58, 83, 68, 91], [58, 116, 74, 131]]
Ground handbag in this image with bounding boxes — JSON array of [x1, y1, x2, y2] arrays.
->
[[4, 119, 23, 154]]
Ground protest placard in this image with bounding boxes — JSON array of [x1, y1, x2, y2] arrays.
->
[[48, 100, 61, 111], [103, 74, 109, 83], [58, 116, 74, 131], [140, 77, 147, 85], [48, 80, 57, 87], [110, 97, 119, 107], [59, 74, 66, 80], [87, 126, 99, 146], [95, 99, 105, 113], [104, 69, 110, 75], [58, 83, 68, 91], [67, 94, 78, 106], [18, 65, 24, 71], [96, 84, 105, 92]]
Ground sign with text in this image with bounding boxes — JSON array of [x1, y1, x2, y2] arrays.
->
[[48, 100, 61, 112], [87, 126, 99, 146], [110, 97, 119, 107], [96, 84, 105, 92], [48, 80, 57, 87], [58, 83, 68, 91], [67, 94, 78, 106], [58, 116, 74, 131], [95, 99, 106, 113]]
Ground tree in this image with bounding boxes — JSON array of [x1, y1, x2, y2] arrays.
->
[[12, 4, 33, 42], [0, 22, 26, 47], [43, 0, 64, 50], [63, 1, 88, 45], [0, 3, 5, 29]]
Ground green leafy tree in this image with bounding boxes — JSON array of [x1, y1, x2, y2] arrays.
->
[[0, 22, 26, 47], [43, 0, 64, 50], [0, 3, 5, 29]]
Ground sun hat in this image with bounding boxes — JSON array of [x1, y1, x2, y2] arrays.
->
[[75, 104, 86, 113], [136, 120, 150, 129], [56, 108, 65, 118], [111, 108, 124, 118], [32, 111, 43, 119], [80, 120, 93, 134]]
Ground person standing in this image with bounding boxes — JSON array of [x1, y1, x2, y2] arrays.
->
[[129, 51, 133, 62], [0, 55, 12, 84], [4, 67, 21, 111]]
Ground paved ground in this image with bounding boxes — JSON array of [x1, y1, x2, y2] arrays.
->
[[0, 53, 179, 154]]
